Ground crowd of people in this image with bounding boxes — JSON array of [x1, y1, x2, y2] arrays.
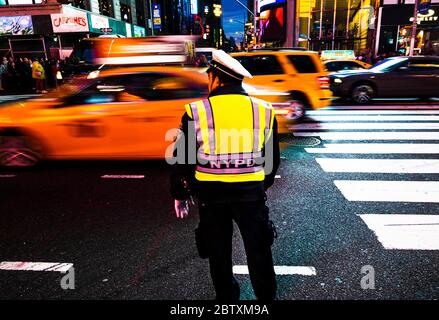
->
[[0, 57, 60, 95]]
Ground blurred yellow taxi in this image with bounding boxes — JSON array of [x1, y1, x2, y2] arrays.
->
[[231, 49, 333, 119], [0, 66, 296, 167]]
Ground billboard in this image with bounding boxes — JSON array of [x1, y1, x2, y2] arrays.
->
[[0, 16, 33, 35], [51, 12, 89, 33], [153, 4, 162, 29], [190, 0, 198, 15], [133, 25, 146, 37], [259, 6, 285, 42], [258, 0, 286, 12]]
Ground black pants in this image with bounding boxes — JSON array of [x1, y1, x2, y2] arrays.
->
[[198, 200, 277, 301]]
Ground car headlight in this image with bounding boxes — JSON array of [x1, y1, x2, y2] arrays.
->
[[87, 70, 100, 79], [334, 78, 342, 84]]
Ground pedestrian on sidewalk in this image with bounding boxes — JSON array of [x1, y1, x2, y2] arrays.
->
[[32, 58, 47, 94]]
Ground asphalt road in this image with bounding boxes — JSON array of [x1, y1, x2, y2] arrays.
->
[[1, 100, 439, 300]]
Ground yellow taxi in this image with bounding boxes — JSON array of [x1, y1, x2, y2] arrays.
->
[[231, 49, 333, 119], [0, 66, 296, 167]]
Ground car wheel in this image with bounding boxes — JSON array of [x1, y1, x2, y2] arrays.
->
[[0, 135, 41, 167], [352, 84, 374, 104], [288, 100, 305, 121], [289, 95, 308, 121]]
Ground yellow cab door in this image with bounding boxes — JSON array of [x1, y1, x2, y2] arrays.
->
[[87, 72, 208, 158], [32, 88, 122, 158], [280, 53, 326, 89]]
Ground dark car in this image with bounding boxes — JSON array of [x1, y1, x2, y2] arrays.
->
[[329, 56, 439, 104]]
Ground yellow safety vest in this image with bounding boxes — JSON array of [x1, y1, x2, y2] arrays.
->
[[185, 94, 275, 183]]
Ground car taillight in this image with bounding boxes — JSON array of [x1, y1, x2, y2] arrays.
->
[[318, 76, 330, 89]]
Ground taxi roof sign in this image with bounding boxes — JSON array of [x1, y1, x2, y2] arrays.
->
[[321, 50, 356, 61]]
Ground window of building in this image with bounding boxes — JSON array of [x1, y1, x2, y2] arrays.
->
[[72, 0, 88, 10], [120, 3, 132, 23], [136, 0, 146, 28], [99, 0, 114, 18]]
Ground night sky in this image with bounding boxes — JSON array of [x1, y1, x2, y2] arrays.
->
[[222, 0, 247, 43]]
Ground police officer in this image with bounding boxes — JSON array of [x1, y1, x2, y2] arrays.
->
[[170, 50, 280, 301]]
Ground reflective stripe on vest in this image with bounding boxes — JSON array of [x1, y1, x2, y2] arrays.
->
[[186, 96, 274, 183]]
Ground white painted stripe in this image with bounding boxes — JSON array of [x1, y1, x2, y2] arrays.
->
[[325, 105, 439, 110], [317, 158, 439, 173], [233, 265, 317, 276], [275, 175, 282, 179], [101, 175, 145, 179], [0, 174, 16, 178], [305, 143, 439, 154], [0, 262, 73, 272], [310, 115, 439, 122], [289, 123, 439, 130], [359, 214, 439, 250], [308, 110, 439, 115], [335, 180, 439, 203], [295, 132, 439, 140]]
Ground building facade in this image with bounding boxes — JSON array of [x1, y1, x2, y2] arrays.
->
[[297, 0, 380, 52], [196, 0, 226, 48], [0, 0, 180, 59], [376, 0, 439, 56]]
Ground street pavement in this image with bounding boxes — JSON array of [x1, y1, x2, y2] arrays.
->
[[1, 101, 439, 300]]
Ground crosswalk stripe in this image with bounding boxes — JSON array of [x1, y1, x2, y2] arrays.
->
[[308, 110, 439, 115], [233, 265, 316, 276], [359, 214, 439, 250], [289, 122, 439, 130], [101, 175, 145, 179], [309, 115, 439, 122], [0, 261, 73, 272], [306, 143, 439, 154], [317, 158, 439, 173], [325, 105, 439, 110], [334, 180, 439, 203], [295, 132, 439, 140]]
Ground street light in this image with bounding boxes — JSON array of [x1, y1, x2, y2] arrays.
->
[[229, 19, 245, 25]]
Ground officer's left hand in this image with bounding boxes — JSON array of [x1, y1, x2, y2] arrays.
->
[[174, 200, 190, 219]]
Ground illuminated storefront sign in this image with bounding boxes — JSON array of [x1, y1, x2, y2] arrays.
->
[[190, 0, 198, 15], [125, 23, 132, 37], [213, 4, 222, 17], [153, 4, 162, 29], [321, 50, 356, 61], [409, 9, 438, 23], [51, 12, 89, 33], [0, 16, 33, 35], [419, 0, 432, 14], [0, 0, 42, 5], [90, 14, 109, 30], [133, 25, 146, 37]]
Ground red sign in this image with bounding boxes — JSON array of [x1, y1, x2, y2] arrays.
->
[[51, 13, 89, 33]]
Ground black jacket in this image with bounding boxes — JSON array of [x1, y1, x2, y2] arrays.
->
[[170, 85, 280, 203]]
